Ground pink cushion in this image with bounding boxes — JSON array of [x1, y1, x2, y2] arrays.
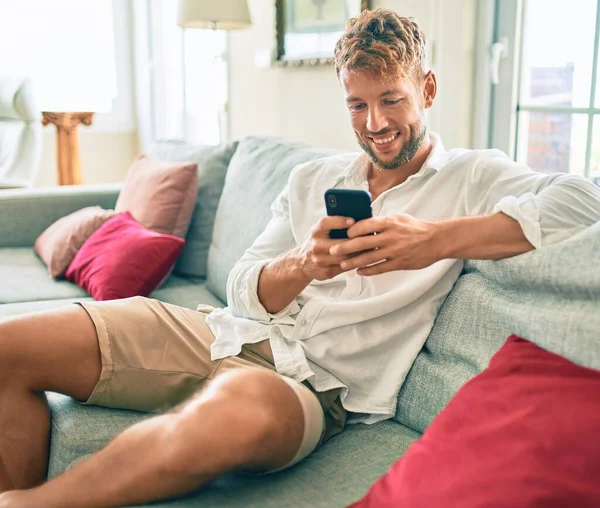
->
[[350, 335, 600, 508], [34, 206, 117, 278], [65, 212, 185, 301], [115, 155, 198, 237]]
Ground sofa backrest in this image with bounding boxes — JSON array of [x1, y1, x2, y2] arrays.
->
[[206, 136, 341, 302], [148, 141, 238, 278], [0, 77, 42, 188], [395, 221, 600, 433]]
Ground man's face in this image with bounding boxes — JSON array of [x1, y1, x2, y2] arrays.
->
[[341, 69, 434, 170]]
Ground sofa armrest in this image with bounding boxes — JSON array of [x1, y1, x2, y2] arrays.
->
[[0, 184, 121, 248]]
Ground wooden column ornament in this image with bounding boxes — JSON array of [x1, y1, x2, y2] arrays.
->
[[42, 112, 94, 186]]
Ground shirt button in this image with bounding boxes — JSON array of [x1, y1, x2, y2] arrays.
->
[[300, 319, 308, 326]]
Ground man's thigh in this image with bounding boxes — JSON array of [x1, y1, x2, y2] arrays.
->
[[0, 305, 101, 401], [77, 297, 270, 413]]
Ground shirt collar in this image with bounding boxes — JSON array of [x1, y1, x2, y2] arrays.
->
[[336, 131, 450, 188]]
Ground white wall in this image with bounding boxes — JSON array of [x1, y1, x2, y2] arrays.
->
[[228, 0, 477, 151], [35, 131, 139, 187]]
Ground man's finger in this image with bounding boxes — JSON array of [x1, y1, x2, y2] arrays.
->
[[313, 237, 351, 254], [356, 259, 394, 276], [312, 254, 350, 267], [340, 248, 389, 271], [329, 234, 380, 256], [316, 216, 355, 234], [347, 217, 387, 238]]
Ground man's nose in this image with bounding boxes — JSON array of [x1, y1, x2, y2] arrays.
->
[[366, 106, 389, 133]]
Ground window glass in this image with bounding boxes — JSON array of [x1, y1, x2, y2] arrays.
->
[[148, 0, 227, 145], [516, 112, 588, 175], [519, 0, 597, 109], [0, 0, 117, 112]]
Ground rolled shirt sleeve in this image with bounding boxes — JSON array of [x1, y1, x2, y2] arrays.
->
[[225, 185, 301, 322], [466, 150, 600, 248]]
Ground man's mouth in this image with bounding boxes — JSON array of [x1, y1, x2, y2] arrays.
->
[[368, 131, 400, 151]]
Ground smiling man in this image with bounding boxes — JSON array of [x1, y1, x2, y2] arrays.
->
[[1, 8, 600, 508]]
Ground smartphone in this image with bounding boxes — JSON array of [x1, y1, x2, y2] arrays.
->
[[325, 189, 373, 239]]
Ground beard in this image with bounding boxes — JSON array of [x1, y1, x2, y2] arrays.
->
[[357, 120, 427, 171]]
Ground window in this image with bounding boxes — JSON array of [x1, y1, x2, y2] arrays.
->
[[0, 0, 117, 113], [140, 0, 228, 147], [489, 0, 600, 184]]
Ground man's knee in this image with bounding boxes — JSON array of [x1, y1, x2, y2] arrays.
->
[[179, 369, 283, 444], [164, 369, 298, 475]]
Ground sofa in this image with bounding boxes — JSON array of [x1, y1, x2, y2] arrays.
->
[[1, 136, 599, 507], [0, 77, 42, 189]]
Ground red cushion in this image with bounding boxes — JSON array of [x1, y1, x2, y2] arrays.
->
[[350, 335, 600, 508], [66, 212, 184, 301]]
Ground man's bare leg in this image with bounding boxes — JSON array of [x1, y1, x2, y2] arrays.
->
[[0, 307, 101, 491], [0, 455, 10, 492], [1, 368, 305, 508]]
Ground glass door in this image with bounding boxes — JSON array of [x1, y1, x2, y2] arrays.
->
[[490, 0, 600, 183]]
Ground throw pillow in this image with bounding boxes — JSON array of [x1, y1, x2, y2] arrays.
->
[[206, 136, 343, 302], [65, 212, 185, 301], [34, 206, 117, 278], [350, 335, 600, 508], [115, 155, 198, 238], [147, 141, 238, 278]]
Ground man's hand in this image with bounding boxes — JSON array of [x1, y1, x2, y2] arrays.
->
[[256, 216, 354, 314], [297, 216, 356, 281], [329, 214, 441, 275]]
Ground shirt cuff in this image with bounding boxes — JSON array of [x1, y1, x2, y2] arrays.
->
[[493, 193, 542, 249], [236, 260, 301, 322]]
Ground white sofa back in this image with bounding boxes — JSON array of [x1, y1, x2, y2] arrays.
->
[[0, 77, 42, 188]]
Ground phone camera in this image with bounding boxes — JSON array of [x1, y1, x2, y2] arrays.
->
[[327, 195, 337, 208]]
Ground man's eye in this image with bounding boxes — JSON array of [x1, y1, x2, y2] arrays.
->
[[384, 99, 400, 106], [351, 104, 366, 111]]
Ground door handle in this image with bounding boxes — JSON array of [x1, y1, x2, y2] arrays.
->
[[490, 36, 509, 85]]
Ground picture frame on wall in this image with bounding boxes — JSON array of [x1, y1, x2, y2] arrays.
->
[[275, 0, 371, 67]]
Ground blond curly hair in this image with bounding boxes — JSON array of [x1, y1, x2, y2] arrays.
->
[[334, 8, 427, 81]]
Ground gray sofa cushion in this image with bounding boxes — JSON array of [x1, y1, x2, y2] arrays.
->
[[0, 246, 223, 309], [47, 392, 418, 507], [0, 248, 89, 303], [151, 277, 225, 310], [148, 141, 238, 278], [395, 222, 600, 433], [0, 184, 120, 248], [0, 297, 95, 318], [206, 136, 341, 302]]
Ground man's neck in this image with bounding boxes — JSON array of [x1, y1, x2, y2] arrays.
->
[[367, 133, 433, 201]]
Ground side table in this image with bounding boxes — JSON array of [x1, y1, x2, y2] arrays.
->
[[42, 111, 94, 186]]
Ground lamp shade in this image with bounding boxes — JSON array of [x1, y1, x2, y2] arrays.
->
[[177, 0, 252, 30]]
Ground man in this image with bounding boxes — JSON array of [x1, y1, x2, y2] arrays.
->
[[1, 8, 599, 507]]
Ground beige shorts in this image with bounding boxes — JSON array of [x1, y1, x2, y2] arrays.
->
[[77, 297, 346, 471]]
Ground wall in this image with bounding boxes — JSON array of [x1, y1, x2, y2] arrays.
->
[[228, 0, 477, 151], [35, 131, 139, 187]]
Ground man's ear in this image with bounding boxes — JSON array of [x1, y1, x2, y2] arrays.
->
[[422, 71, 437, 109]]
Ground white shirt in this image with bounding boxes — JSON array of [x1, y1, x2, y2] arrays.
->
[[207, 133, 600, 423]]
